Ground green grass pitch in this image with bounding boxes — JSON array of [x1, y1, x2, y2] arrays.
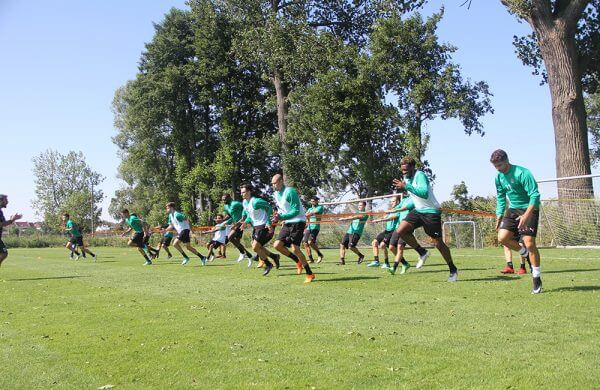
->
[[0, 247, 599, 389]]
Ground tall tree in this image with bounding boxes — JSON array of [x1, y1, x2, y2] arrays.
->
[[586, 92, 600, 166], [32, 150, 104, 232], [370, 9, 493, 163], [503, 0, 599, 198]]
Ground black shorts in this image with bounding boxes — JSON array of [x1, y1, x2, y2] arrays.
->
[[389, 231, 406, 247], [403, 210, 443, 239], [209, 240, 225, 248], [252, 225, 273, 246], [131, 232, 145, 248], [69, 236, 84, 247], [375, 230, 394, 245], [341, 233, 361, 249], [143, 234, 151, 245], [277, 221, 306, 247], [302, 229, 320, 243], [229, 226, 243, 240], [177, 229, 191, 244], [161, 236, 173, 247], [0, 239, 7, 254], [500, 208, 539, 237]]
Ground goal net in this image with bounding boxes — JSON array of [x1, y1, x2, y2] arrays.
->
[[537, 174, 600, 248]]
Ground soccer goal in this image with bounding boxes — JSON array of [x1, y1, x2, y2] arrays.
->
[[442, 220, 478, 249], [537, 174, 600, 248]]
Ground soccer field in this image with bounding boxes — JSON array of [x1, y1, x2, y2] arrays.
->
[[1, 247, 599, 389]]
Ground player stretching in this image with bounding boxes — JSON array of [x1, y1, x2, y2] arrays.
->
[[393, 157, 459, 282], [201, 214, 230, 262], [121, 209, 153, 265], [236, 183, 280, 275], [338, 201, 369, 265], [0, 194, 22, 268], [303, 196, 325, 263], [490, 149, 542, 294], [165, 202, 207, 266], [271, 174, 315, 283], [222, 193, 253, 263], [388, 194, 414, 275], [62, 213, 96, 261], [368, 196, 401, 269]]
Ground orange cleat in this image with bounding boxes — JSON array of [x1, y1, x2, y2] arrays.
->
[[517, 267, 527, 275], [304, 274, 315, 283], [296, 261, 303, 275], [257, 260, 265, 268]]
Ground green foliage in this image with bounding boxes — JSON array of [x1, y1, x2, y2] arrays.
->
[[32, 150, 104, 233]]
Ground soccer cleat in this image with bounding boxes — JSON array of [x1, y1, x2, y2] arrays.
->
[[337, 260, 346, 266], [92, 254, 97, 262], [247, 257, 253, 268], [262, 262, 273, 276], [257, 260, 265, 268], [357, 256, 364, 265], [388, 267, 396, 275], [208, 255, 215, 262], [400, 262, 411, 274], [304, 274, 315, 283], [317, 255, 323, 264], [531, 277, 542, 294], [415, 250, 430, 269], [501, 265, 515, 274], [167, 254, 173, 259], [296, 261, 303, 275], [272, 254, 281, 269], [380, 263, 391, 270], [237, 253, 245, 263], [181, 257, 190, 265], [517, 267, 527, 275], [200, 256, 207, 266], [308, 258, 315, 264], [367, 261, 380, 268], [448, 270, 458, 282], [144, 259, 152, 266]]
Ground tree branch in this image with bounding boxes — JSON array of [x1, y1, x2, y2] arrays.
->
[[559, 0, 590, 27]]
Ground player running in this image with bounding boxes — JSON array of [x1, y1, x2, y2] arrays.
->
[[151, 223, 174, 259], [0, 194, 22, 268], [120, 209, 153, 265], [165, 202, 207, 266], [338, 201, 369, 265], [368, 196, 401, 269], [62, 213, 96, 261], [201, 214, 230, 262], [303, 196, 325, 263], [393, 157, 459, 282], [490, 149, 542, 294], [222, 193, 253, 263], [271, 174, 315, 283], [388, 194, 415, 275]]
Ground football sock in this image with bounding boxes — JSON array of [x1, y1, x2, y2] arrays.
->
[[532, 266, 541, 278]]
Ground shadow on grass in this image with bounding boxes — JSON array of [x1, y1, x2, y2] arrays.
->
[[10, 275, 89, 281], [549, 285, 600, 292], [318, 276, 381, 283], [543, 268, 600, 274], [461, 275, 518, 282]]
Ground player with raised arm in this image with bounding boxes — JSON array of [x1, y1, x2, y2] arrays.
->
[[303, 196, 325, 263], [368, 196, 401, 269], [393, 157, 459, 282], [490, 149, 542, 294], [0, 194, 22, 267], [271, 174, 315, 283], [165, 202, 207, 266], [120, 209, 153, 265], [338, 201, 369, 265], [62, 213, 96, 261], [236, 183, 280, 275], [222, 193, 253, 263]]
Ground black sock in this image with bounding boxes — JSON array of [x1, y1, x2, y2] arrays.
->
[[304, 263, 313, 275], [374, 255, 379, 262], [520, 263, 526, 269], [507, 261, 514, 268], [263, 259, 272, 267], [143, 254, 150, 261], [89, 251, 95, 257], [415, 246, 427, 256], [268, 253, 279, 260], [393, 261, 399, 271], [180, 250, 188, 258], [401, 257, 409, 266], [316, 249, 323, 257], [73, 250, 81, 256], [289, 253, 299, 263], [448, 262, 457, 273], [309, 254, 314, 261], [384, 258, 390, 266], [197, 252, 204, 258], [82, 252, 87, 258], [245, 250, 253, 257]]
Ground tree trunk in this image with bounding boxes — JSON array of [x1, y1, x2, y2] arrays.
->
[[273, 67, 289, 180]]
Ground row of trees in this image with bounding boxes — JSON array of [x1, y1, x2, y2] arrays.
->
[[109, 0, 493, 225]]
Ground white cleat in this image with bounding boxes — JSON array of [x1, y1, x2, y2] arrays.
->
[[415, 250, 430, 269], [448, 271, 458, 282], [247, 258, 253, 268], [237, 253, 245, 263]]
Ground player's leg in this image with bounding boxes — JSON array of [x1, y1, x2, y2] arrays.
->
[[501, 245, 515, 274], [369, 236, 380, 266], [339, 234, 349, 265]]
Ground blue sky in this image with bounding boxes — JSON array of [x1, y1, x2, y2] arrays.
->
[[0, 1, 597, 222]]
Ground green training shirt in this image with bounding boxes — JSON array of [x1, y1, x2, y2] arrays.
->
[[224, 200, 244, 223], [495, 164, 540, 217], [404, 170, 441, 214], [397, 197, 414, 224], [66, 220, 82, 237], [347, 212, 369, 235], [273, 186, 306, 224], [307, 205, 324, 230], [125, 215, 144, 233], [243, 197, 273, 227]]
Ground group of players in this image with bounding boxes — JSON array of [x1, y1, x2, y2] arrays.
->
[[0, 149, 544, 293]]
